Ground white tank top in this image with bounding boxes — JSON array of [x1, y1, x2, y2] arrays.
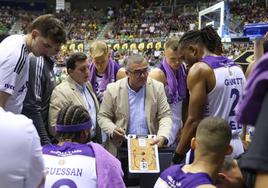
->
[[165, 85, 183, 145], [203, 56, 246, 135]]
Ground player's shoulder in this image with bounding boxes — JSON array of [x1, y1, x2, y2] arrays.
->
[[149, 67, 165, 77], [0, 109, 34, 132], [1, 34, 23, 43], [191, 61, 212, 71], [160, 164, 182, 178], [149, 67, 166, 84], [189, 61, 215, 79], [0, 35, 25, 52], [116, 67, 127, 80], [0, 35, 28, 66]]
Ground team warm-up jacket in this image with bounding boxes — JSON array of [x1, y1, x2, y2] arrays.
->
[[22, 55, 56, 145]]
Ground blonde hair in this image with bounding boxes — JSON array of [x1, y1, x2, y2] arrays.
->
[[164, 37, 180, 51], [89, 40, 108, 58]]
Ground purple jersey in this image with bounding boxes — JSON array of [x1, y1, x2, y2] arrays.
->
[[154, 164, 213, 188]]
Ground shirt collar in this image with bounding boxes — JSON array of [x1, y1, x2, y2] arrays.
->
[[127, 81, 145, 95], [74, 81, 87, 92]]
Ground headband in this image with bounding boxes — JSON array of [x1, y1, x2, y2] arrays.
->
[[55, 120, 92, 132]]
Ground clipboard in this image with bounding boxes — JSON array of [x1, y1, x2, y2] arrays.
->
[[127, 134, 160, 173]]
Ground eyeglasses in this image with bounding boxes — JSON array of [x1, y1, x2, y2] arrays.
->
[[128, 67, 149, 77]]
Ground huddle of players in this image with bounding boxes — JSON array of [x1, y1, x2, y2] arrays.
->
[[0, 13, 259, 188]]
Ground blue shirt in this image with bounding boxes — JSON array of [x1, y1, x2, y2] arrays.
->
[[76, 82, 97, 138], [127, 83, 148, 135]]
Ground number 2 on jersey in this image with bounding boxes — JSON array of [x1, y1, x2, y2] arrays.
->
[[229, 88, 240, 116], [51, 178, 77, 188]]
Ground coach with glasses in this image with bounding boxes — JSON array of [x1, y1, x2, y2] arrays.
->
[[98, 54, 172, 156]]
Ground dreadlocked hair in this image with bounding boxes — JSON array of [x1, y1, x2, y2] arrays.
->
[[179, 26, 223, 55], [56, 104, 91, 142], [201, 26, 223, 55]]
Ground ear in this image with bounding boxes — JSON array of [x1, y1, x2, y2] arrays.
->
[[31, 29, 39, 39], [190, 137, 196, 150], [67, 68, 72, 75], [226, 144, 233, 155], [216, 172, 227, 185], [189, 45, 198, 56], [125, 69, 130, 76], [79, 129, 90, 143]]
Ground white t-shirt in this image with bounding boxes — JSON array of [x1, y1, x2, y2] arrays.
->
[[43, 142, 97, 188], [0, 107, 45, 188], [0, 35, 30, 114]]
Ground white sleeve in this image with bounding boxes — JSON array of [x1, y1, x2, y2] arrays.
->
[[154, 178, 171, 188], [0, 44, 27, 95], [24, 126, 45, 188]]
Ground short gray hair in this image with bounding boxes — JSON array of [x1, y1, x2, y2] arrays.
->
[[125, 55, 146, 71]]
